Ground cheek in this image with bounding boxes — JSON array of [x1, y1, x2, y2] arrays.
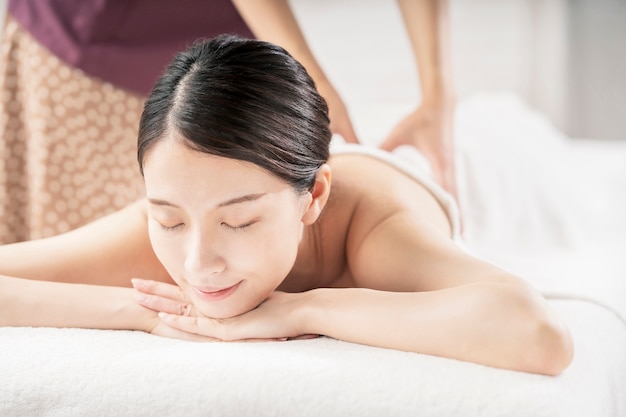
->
[[260, 218, 302, 270], [147, 223, 184, 280], [237, 228, 295, 269], [232, 217, 301, 282]]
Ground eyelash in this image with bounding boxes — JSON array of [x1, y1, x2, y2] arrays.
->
[[221, 221, 254, 232], [156, 221, 256, 232], [159, 223, 184, 232]]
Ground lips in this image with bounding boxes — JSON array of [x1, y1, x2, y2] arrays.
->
[[192, 281, 242, 302]]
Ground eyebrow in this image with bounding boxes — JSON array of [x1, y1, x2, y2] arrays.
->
[[147, 193, 267, 208]]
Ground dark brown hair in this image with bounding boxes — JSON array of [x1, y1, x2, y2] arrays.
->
[[137, 34, 331, 193]]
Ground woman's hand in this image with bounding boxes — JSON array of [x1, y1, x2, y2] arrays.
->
[[379, 101, 457, 201], [132, 279, 220, 342], [131, 278, 318, 342]]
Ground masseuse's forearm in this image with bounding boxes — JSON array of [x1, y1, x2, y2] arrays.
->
[[397, 0, 455, 103], [0, 275, 156, 331], [231, 0, 328, 84], [302, 283, 573, 375]]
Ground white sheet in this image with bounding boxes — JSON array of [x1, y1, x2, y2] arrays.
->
[[457, 94, 626, 251], [456, 94, 626, 323], [1, 299, 624, 417], [1, 95, 625, 416]]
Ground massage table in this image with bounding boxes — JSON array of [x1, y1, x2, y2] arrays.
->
[[1, 94, 625, 416]]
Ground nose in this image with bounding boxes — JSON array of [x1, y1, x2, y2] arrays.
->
[[183, 231, 226, 279]]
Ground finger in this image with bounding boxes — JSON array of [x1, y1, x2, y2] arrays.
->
[[156, 313, 287, 342], [135, 292, 193, 316], [158, 313, 305, 342], [379, 131, 410, 152], [158, 312, 229, 339], [287, 334, 320, 340], [131, 278, 187, 302], [153, 323, 220, 342]]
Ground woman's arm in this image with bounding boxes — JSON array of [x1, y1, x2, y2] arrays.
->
[[0, 274, 154, 330], [335, 211, 573, 375], [0, 201, 177, 335], [301, 283, 572, 375], [0, 274, 214, 341], [140, 211, 573, 375], [0, 200, 170, 286], [143, 277, 572, 375]]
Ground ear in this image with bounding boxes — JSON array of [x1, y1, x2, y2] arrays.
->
[[301, 164, 332, 225]]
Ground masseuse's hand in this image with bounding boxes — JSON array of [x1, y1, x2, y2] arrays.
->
[[132, 278, 318, 342], [379, 100, 458, 201]]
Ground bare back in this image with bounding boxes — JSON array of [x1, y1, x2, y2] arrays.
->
[[279, 153, 452, 292]]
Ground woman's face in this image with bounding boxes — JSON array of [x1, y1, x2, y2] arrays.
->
[[142, 137, 312, 319]]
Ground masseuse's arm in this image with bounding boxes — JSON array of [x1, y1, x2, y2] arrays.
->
[[231, 0, 359, 143], [0, 202, 168, 332], [380, 0, 457, 198]]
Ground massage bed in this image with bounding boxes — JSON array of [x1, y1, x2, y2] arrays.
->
[[1, 94, 625, 416]]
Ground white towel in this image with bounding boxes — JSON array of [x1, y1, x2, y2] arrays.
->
[[330, 138, 463, 242]]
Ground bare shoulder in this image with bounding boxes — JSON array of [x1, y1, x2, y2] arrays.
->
[[327, 153, 513, 292], [0, 200, 171, 286], [328, 152, 452, 243]]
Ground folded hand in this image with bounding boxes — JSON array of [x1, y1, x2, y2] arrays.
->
[[132, 278, 318, 342]]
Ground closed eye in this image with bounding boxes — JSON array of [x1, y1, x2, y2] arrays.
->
[[157, 222, 184, 231], [221, 220, 257, 232]]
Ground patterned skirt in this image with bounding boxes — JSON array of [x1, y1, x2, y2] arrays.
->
[[0, 16, 146, 244]]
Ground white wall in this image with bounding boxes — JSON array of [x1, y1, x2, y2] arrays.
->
[[567, 0, 626, 140], [2, 0, 622, 140], [449, 0, 569, 133], [290, 0, 625, 140]]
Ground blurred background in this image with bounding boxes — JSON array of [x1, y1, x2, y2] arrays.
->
[[287, 0, 626, 142], [2, 0, 624, 142]]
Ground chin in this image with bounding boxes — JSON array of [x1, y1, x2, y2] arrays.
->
[[193, 303, 241, 320], [195, 295, 266, 320]]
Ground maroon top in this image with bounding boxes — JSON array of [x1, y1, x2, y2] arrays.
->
[[9, 0, 253, 95]]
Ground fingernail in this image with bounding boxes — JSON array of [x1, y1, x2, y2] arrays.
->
[[130, 278, 141, 287], [158, 312, 170, 320]]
